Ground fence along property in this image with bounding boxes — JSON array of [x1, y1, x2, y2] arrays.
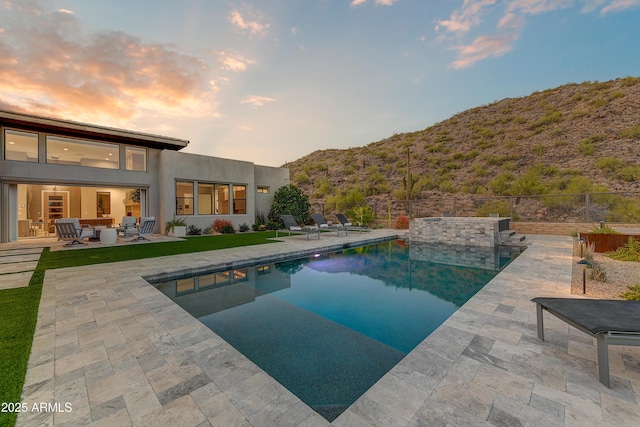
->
[[311, 191, 640, 234]]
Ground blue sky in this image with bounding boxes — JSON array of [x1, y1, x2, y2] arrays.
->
[[1, 0, 638, 167]]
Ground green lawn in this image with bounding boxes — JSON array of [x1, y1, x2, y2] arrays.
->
[[0, 232, 278, 427]]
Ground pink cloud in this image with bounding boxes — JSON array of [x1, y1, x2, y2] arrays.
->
[[451, 33, 519, 69], [507, 0, 573, 15], [436, 0, 496, 34], [497, 13, 525, 30], [228, 9, 270, 36], [240, 95, 276, 108], [0, 1, 218, 129], [600, 0, 640, 13]]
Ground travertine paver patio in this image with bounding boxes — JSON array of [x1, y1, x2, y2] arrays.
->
[[17, 233, 640, 426]]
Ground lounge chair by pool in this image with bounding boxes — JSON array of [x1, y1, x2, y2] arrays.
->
[[533, 297, 640, 387], [277, 215, 320, 240]]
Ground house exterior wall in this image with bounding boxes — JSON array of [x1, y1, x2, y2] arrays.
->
[[158, 151, 288, 233], [0, 112, 289, 241], [254, 164, 290, 218]]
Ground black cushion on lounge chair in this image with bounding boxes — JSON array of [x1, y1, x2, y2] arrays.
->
[[533, 297, 640, 387]]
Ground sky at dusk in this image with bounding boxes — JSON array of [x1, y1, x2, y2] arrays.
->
[[1, 0, 639, 167]]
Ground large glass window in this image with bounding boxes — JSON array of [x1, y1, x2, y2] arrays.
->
[[233, 185, 246, 214], [46, 136, 119, 169], [176, 181, 194, 215], [4, 130, 38, 162], [126, 146, 147, 171], [198, 183, 214, 215], [215, 184, 230, 214]]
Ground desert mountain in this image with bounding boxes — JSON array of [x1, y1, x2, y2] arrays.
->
[[285, 77, 640, 220]]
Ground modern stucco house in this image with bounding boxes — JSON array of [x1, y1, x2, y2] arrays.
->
[[0, 110, 289, 242]]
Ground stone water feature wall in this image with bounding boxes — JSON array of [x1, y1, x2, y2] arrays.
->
[[408, 217, 510, 248]]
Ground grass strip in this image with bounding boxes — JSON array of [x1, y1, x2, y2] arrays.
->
[[38, 231, 278, 270], [0, 232, 277, 426], [0, 253, 46, 427]]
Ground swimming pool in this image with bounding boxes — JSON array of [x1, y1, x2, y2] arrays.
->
[[152, 240, 522, 421]]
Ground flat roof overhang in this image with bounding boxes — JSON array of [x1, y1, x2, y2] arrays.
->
[[0, 110, 189, 151]]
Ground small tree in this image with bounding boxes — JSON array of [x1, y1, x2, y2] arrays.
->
[[268, 184, 312, 229]]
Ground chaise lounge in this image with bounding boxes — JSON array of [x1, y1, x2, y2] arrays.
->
[[335, 213, 368, 233], [312, 214, 347, 237], [276, 214, 320, 240], [533, 297, 640, 387]]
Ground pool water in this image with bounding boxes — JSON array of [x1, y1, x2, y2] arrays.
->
[[152, 240, 521, 421]]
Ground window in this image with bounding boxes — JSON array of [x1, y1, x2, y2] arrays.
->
[[198, 183, 214, 215], [126, 146, 147, 171], [233, 185, 246, 214], [257, 186, 269, 194], [4, 130, 38, 162], [46, 135, 119, 169], [215, 184, 229, 214], [176, 181, 194, 215]]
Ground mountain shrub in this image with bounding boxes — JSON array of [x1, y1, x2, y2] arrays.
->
[[621, 125, 640, 140], [595, 157, 624, 173], [476, 200, 511, 218]]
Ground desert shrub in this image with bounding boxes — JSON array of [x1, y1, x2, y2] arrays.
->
[[618, 165, 640, 182], [589, 223, 620, 234], [621, 284, 640, 301], [438, 181, 457, 193], [476, 200, 512, 218], [528, 109, 562, 130], [213, 219, 234, 233], [488, 172, 514, 196], [187, 225, 202, 235], [394, 215, 410, 229], [293, 172, 310, 184], [588, 261, 607, 282], [608, 237, 640, 262], [472, 164, 488, 177], [203, 227, 214, 235], [590, 98, 608, 108], [268, 184, 312, 229], [314, 177, 334, 197], [595, 157, 624, 173], [239, 223, 250, 232], [576, 139, 595, 155]]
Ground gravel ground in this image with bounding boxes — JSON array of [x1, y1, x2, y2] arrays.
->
[[581, 254, 640, 299]]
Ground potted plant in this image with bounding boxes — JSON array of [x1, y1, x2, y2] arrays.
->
[[165, 216, 187, 237]]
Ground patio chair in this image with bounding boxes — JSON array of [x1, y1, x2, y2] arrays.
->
[[276, 214, 320, 240], [312, 213, 347, 236], [55, 218, 95, 246], [533, 297, 640, 387], [131, 216, 156, 241], [335, 213, 368, 233], [117, 216, 138, 236]]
